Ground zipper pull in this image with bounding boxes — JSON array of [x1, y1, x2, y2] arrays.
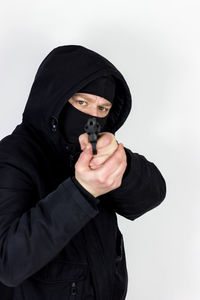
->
[[70, 281, 77, 297]]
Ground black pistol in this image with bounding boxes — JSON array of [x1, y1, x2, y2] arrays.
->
[[84, 117, 101, 155]]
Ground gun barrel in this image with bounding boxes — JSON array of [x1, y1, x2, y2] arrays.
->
[[84, 117, 101, 155]]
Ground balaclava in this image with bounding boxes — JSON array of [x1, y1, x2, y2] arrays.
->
[[59, 75, 116, 146]]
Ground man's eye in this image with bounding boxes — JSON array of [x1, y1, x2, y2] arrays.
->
[[98, 106, 108, 112], [76, 100, 86, 105]]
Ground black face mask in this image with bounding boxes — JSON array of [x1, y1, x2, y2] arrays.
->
[[59, 101, 109, 145]]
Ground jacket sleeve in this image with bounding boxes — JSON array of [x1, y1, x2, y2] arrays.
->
[[70, 175, 100, 209], [0, 157, 100, 287], [100, 147, 166, 221]]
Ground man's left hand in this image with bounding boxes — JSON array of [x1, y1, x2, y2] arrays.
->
[[79, 132, 125, 170]]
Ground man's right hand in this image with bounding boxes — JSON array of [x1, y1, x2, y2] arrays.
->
[[74, 143, 127, 198]]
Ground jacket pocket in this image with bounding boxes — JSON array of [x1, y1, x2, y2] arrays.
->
[[112, 230, 128, 300], [17, 260, 89, 300], [32, 259, 87, 284]]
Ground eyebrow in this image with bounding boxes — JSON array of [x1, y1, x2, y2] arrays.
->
[[74, 94, 112, 107]]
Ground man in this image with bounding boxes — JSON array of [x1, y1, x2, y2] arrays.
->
[[0, 45, 166, 300], [59, 76, 127, 199]]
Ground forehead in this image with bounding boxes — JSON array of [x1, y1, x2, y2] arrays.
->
[[73, 93, 112, 106]]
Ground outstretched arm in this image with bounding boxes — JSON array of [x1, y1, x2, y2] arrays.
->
[[100, 147, 166, 220], [77, 132, 166, 220]]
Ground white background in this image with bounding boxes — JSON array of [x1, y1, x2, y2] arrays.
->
[[0, 1, 200, 299]]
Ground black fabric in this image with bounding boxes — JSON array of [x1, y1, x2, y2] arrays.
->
[[71, 175, 100, 209], [0, 45, 166, 300], [78, 75, 116, 103]]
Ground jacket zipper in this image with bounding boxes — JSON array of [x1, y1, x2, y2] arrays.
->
[[70, 281, 77, 298]]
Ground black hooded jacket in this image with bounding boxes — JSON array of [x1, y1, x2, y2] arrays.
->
[[0, 45, 166, 300]]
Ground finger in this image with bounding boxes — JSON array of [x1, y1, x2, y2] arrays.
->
[[109, 164, 127, 189], [90, 144, 126, 170], [75, 144, 93, 171], [89, 164, 102, 170], [107, 155, 127, 186], [79, 133, 90, 150], [89, 153, 109, 167], [96, 132, 114, 149], [97, 144, 126, 178]]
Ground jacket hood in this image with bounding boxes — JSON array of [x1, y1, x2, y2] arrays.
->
[[22, 45, 132, 156]]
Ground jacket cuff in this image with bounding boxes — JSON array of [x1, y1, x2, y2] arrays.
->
[[71, 176, 100, 209]]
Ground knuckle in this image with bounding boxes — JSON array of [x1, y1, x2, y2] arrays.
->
[[106, 178, 114, 187], [123, 160, 127, 168], [75, 160, 83, 172], [97, 174, 105, 184], [78, 134, 83, 143], [116, 178, 122, 188], [97, 175, 113, 187], [117, 180, 122, 188], [113, 151, 120, 163], [113, 181, 119, 189], [116, 154, 122, 165]]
